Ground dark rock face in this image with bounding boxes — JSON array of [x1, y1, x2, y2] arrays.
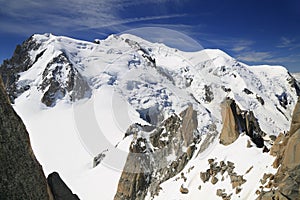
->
[[0, 77, 53, 200], [243, 88, 253, 95], [0, 36, 91, 107], [219, 98, 265, 147], [276, 92, 288, 109], [114, 106, 198, 200], [39, 52, 90, 106], [0, 36, 41, 102], [288, 72, 300, 96], [204, 85, 214, 103], [47, 172, 80, 200]]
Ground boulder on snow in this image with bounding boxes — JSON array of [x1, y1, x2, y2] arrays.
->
[[47, 172, 80, 200], [200, 171, 210, 183], [180, 185, 189, 194]]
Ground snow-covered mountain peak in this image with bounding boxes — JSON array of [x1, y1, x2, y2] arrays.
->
[[1, 33, 298, 131], [1, 33, 300, 200]]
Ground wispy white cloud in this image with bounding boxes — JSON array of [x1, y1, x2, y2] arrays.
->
[[0, 0, 186, 35], [231, 40, 254, 52], [277, 36, 300, 50], [199, 36, 254, 52], [236, 51, 273, 62], [277, 37, 295, 48], [237, 51, 300, 64]]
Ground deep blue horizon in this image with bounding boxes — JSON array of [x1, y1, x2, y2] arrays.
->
[[1, 0, 300, 72]]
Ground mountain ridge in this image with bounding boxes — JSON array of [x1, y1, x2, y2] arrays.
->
[[1, 33, 299, 199]]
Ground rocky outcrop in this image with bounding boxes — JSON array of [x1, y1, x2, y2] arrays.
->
[[200, 159, 247, 199], [288, 72, 300, 96], [0, 38, 91, 107], [0, 77, 80, 200], [39, 52, 90, 106], [219, 98, 265, 148], [0, 36, 41, 102], [204, 85, 214, 103], [114, 106, 198, 200], [219, 98, 240, 145], [0, 77, 53, 200], [47, 172, 80, 200], [257, 98, 300, 200]]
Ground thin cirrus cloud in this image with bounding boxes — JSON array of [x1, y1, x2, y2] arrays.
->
[[237, 51, 300, 64], [203, 36, 300, 65], [0, 0, 185, 35], [231, 40, 254, 53], [277, 37, 300, 50], [236, 51, 273, 62]]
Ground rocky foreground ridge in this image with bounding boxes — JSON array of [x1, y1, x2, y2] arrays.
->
[[0, 77, 79, 199], [114, 106, 198, 200], [257, 97, 300, 199]]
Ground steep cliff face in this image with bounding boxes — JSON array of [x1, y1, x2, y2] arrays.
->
[[219, 98, 240, 145], [0, 77, 53, 200], [0, 36, 41, 102], [114, 106, 198, 200], [258, 98, 300, 200], [219, 98, 265, 148], [39, 52, 90, 106], [0, 34, 91, 106]]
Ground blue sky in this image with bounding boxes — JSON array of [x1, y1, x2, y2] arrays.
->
[[1, 0, 300, 71]]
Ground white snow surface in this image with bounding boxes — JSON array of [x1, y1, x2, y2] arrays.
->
[[12, 33, 298, 199]]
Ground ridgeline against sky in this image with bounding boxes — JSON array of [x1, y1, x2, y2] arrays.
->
[[0, 0, 299, 71]]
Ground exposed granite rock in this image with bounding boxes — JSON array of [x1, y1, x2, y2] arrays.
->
[[180, 185, 189, 194], [200, 158, 247, 198], [0, 77, 53, 200], [219, 98, 240, 145], [289, 97, 300, 135], [114, 106, 198, 200], [211, 176, 219, 185], [216, 188, 232, 200], [220, 98, 265, 147], [47, 172, 80, 200], [200, 171, 211, 183], [114, 136, 151, 200], [258, 97, 300, 200]]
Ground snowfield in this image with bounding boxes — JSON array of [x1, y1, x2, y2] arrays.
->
[[11, 33, 298, 199]]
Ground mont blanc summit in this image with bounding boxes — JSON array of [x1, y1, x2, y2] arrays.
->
[[1, 33, 299, 199]]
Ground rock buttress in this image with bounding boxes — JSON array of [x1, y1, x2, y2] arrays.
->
[[0, 77, 54, 200]]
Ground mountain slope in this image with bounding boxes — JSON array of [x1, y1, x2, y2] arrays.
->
[[0, 33, 299, 200]]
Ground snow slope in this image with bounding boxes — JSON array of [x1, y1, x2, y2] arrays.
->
[[9, 33, 298, 199]]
